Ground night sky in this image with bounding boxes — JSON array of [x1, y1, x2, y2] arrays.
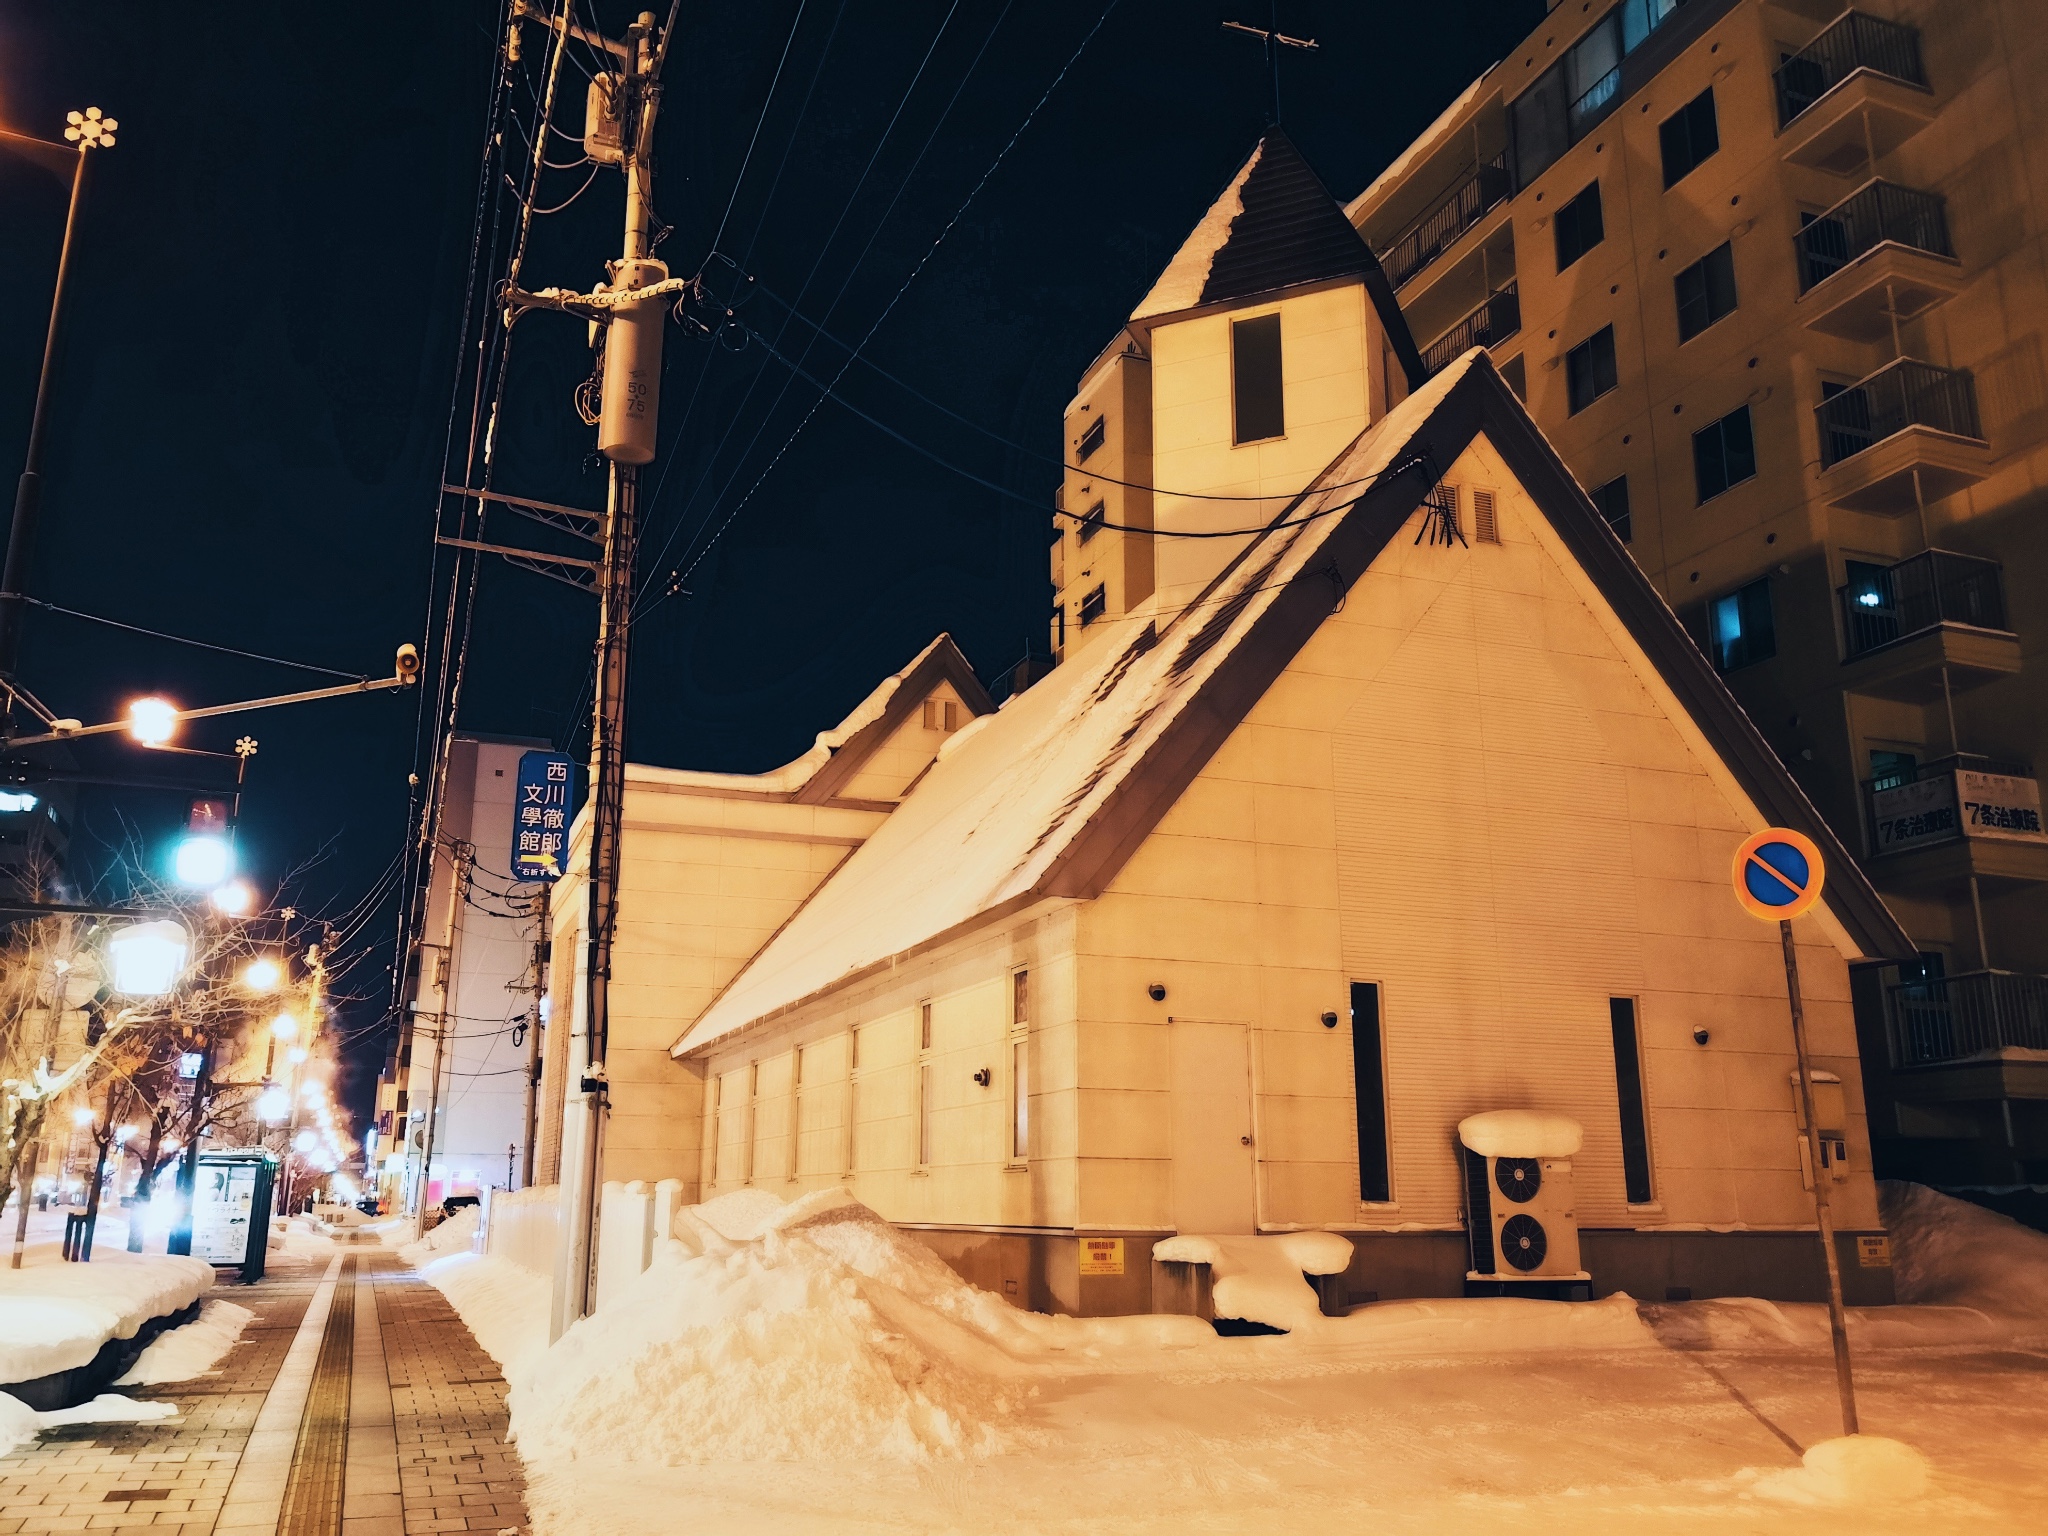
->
[[0, 0, 1541, 1123]]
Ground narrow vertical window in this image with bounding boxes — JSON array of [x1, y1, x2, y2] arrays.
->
[[708, 1073, 723, 1185], [1351, 982, 1391, 1202], [787, 1047, 803, 1181], [846, 1028, 861, 1174], [1232, 313, 1285, 444], [743, 1062, 758, 1184], [1010, 970, 1031, 1163], [918, 1063, 934, 1168], [920, 1001, 933, 1051], [1609, 998, 1654, 1203]]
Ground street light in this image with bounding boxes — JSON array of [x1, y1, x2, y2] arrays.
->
[[242, 956, 283, 991], [257, 1087, 291, 1123], [105, 919, 189, 996], [211, 879, 255, 916], [173, 834, 232, 888], [269, 1013, 299, 1040], [127, 695, 178, 747], [71, 1104, 94, 1127]]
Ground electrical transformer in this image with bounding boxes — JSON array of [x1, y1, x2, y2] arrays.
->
[[599, 257, 667, 464]]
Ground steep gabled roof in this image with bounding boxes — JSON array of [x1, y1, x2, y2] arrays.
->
[[674, 353, 1912, 1056], [1131, 130, 1425, 387]]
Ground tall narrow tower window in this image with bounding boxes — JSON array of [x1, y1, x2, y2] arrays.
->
[[1232, 313, 1285, 444]]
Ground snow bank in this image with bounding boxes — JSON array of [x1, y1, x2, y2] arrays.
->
[[1881, 1181, 2048, 1321], [511, 1189, 1026, 1465], [398, 1207, 479, 1267], [1748, 1435, 1931, 1506], [0, 1390, 180, 1458], [0, 1250, 215, 1386], [419, 1252, 553, 1382], [114, 1300, 253, 1386], [1329, 1293, 1657, 1357]]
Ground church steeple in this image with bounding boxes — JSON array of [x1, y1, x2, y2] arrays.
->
[[1131, 130, 1423, 388]]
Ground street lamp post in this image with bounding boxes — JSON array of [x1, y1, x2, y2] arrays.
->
[[0, 110, 114, 701]]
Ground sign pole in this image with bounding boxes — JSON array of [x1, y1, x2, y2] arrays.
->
[[1779, 915, 1859, 1437]]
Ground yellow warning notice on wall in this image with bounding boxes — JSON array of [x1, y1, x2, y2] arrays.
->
[[1079, 1237, 1124, 1276], [1857, 1235, 1893, 1268]]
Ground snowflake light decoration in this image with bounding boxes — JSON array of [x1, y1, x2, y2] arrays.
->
[[63, 107, 117, 149]]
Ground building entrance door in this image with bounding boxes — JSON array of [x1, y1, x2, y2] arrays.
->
[[1169, 1020, 1258, 1233]]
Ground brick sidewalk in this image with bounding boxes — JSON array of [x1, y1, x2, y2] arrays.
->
[[0, 1243, 528, 1535]]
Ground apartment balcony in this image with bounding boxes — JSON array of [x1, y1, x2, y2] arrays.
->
[[1775, 11, 1934, 177], [1380, 154, 1511, 291], [1794, 181, 1961, 341], [1837, 549, 2020, 702], [1816, 360, 1990, 514], [1864, 754, 2048, 888], [1887, 970, 2048, 1098], [1420, 284, 1522, 378]]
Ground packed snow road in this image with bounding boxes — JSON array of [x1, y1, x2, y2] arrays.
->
[[416, 1182, 2048, 1534]]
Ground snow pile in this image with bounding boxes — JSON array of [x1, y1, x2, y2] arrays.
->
[[1329, 1293, 1655, 1356], [0, 1250, 215, 1386], [114, 1300, 254, 1386], [1881, 1181, 2048, 1324], [398, 1207, 479, 1267], [418, 1252, 553, 1382], [1154, 1233, 1353, 1330], [1457, 1110, 1582, 1159], [511, 1189, 1026, 1465], [0, 1391, 180, 1458], [1749, 1435, 1931, 1506]]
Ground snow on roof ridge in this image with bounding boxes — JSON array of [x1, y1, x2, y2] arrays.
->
[[673, 359, 1486, 1056], [1131, 144, 1261, 321], [623, 635, 959, 797], [1344, 71, 1494, 223]]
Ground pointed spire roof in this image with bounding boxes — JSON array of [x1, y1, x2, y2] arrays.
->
[[1132, 130, 1424, 386]]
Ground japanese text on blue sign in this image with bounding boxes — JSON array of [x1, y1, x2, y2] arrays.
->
[[513, 751, 575, 881]]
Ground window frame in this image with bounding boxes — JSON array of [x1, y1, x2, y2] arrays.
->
[[1076, 414, 1105, 462], [1008, 968, 1030, 1167], [1230, 312, 1286, 445], [1078, 584, 1107, 627], [1565, 324, 1619, 415], [1659, 87, 1720, 189], [1350, 981, 1393, 1205], [1707, 574, 1777, 672], [1554, 179, 1605, 272], [1692, 403, 1757, 504], [1673, 241, 1738, 342], [1608, 997, 1655, 1206], [1591, 474, 1632, 543]]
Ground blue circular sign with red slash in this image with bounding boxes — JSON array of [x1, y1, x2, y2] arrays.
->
[[1732, 827, 1826, 922]]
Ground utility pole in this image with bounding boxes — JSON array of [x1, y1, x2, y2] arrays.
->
[[517, 5, 672, 1335], [0, 111, 111, 720], [412, 839, 472, 1220]]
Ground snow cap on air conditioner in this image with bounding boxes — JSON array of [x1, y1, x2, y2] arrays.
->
[[1458, 1110, 1585, 1161]]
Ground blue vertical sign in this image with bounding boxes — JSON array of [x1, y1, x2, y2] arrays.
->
[[513, 751, 575, 881]]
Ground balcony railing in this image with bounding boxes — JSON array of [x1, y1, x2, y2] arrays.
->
[[1817, 359, 1983, 470], [1381, 154, 1510, 290], [1839, 549, 2006, 660], [1421, 284, 1522, 377], [1795, 181, 1954, 292], [1774, 11, 1928, 128], [1888, 969, 2048, 1066]]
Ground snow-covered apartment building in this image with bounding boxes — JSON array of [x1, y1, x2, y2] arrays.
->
[[531, 130, 1914, 1316]]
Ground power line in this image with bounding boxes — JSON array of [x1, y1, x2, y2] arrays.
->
[[646, 0, 1124, 605], [709, 0, 813, 258], [21, 598, 369, 679]]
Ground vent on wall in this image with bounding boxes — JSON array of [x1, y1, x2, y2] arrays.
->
[[922, 699, 961, 731], [1473, 489, 1499, 544]]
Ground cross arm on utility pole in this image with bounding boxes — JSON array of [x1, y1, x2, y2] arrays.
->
[[4, 658, 420, 749]]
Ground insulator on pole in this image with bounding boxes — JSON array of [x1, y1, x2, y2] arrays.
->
[[599, 258, 666, 464]]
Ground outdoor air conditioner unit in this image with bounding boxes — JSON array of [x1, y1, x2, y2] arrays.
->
[[1458, 1110, 1591, 1300]]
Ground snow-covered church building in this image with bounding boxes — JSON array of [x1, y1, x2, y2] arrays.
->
[[534, 132, 1911, 1316]]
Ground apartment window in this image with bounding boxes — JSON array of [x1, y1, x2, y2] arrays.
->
[[1870, 749, 1918, 793], [1232, 313, 1285, 444], [1566, 325, 1618, 415], [1674, 242, 1737, 342], [1708, 576, 1776, 672], [1473, 488, 1499, 544], [1509, 0, 1683, 185], [1592, 474, 1631, 543], [1692, 404, 1756, 502], [1009, 969, 1030, 1164], [1608, 998, 1654, 1204], [1554, 181, 1604, 272], [1660, 88, 1719, 188], [1351, 983, 1391, 1203], [1076, 414, 1105, 462], [1079, 584, 1106, 627], [1078, 500, 1106, 543]]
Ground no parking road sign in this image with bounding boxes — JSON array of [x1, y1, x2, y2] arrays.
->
[[1731, 827, 1825, 922]]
